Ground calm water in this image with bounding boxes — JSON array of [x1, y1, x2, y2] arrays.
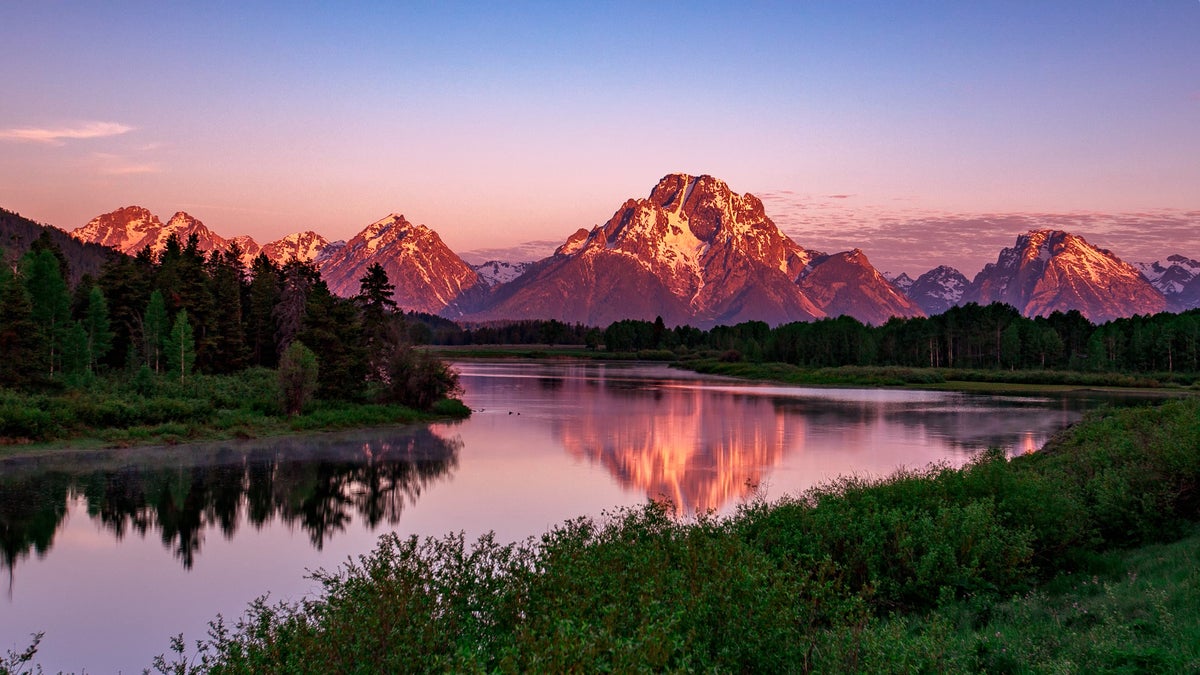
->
[[0, 361, 1149, 672]]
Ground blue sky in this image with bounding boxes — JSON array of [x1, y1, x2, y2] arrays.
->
[[2, 1, 1198, 274]]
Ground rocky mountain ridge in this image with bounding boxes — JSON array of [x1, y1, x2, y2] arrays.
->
[[65, 177, 1196, 325]]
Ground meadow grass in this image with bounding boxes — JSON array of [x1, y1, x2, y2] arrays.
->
[[139, 397, 1200, 674]]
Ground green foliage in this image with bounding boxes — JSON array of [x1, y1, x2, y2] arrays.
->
[[152, 398, 1200, 673], [143, 289, 169, 372], [22, 248, 71, 375], [83, 284, 114, 371], [164, 310, 197, 383], [380, 346, 461, 410], [277, 341, 319, 416]]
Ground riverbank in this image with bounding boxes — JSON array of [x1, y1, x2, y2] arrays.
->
[[0, 368, 469, 460], [676, 358, 1200, 395], [433, 345, 1200, 395], [135, 395, 1200, 673]]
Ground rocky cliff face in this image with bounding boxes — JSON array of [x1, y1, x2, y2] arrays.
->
[[906, 265, 969, 316], [319, 213, 480, 314], [261, 230, 329, 265], [1134, 254, 1200, 311], [463, 173, 826, 327], [72, 207, 231, 257], [964, 230, 1165, 322], [72, 206, 328, 267], [796, 250, 925, 325]]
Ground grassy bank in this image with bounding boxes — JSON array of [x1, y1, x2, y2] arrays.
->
[[680, 358, 1200, 393], [124, 396, 1200, 674], [0, 368, 469, 458]]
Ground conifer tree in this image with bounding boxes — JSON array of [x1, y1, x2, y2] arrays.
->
[[61, 321, 90, 378], [164, 310, 196, 383], [142, 290, 169, 373], [22, 248, 71, 376], [247, 253, 281, 367], [83, 286, 113, 372], [356, 262, 398, 378], [0, 259, 40, 387]]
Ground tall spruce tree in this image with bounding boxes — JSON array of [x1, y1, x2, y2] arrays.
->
[[356, 262, 397, 377], [83, 285, 114, 373], [22, 248, 71, 376], [0, 256, 40, 387], [164, 310, 196, 383], [247, 253, 281, 367], [142, 290, 169, 373]]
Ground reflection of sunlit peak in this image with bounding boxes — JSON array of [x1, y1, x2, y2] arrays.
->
[[1021, 432, 1038, 455], [557, 389, 797, 515]]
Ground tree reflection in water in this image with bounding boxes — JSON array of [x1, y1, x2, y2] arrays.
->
[[0, 426, 460, 574]]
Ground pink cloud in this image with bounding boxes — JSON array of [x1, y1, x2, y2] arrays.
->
[[0, 121, 134, 144]]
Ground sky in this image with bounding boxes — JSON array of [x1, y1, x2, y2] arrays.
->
[[1, 1, 1198, 277]]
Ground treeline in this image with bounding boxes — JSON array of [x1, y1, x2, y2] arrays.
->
[[427, 305, 1200, 376], [0, 232, 456, 409]]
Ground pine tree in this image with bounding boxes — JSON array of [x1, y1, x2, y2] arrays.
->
[[356, 262, 398, 378], [61, 321, 90, 379], [142, 290, 169, 373], [83, 286, 113, 373], [0, 261, 40, 387], [247, 253, 281, 367], [207, 245, 248, 373], [164, 310, 196, 383], [22, 249, 71, 376]]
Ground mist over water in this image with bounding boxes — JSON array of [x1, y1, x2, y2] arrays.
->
[[0, 361, 1142, 672]]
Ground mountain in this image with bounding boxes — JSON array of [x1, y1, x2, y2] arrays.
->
[[1134, 255, 1200, 311], [884, 272, 914, 293], [1, 207, 119, 284], [906, 265, 969, 316], [72, 207, 233, 257], [462, 174, 827, 327], [796, 250, 925, 325], [964, 230, 1165, 323], [261, 231, 329, 265], [72, 206, 334, 267], [319, 213, 480, 314], [471, 260, 531, 287]]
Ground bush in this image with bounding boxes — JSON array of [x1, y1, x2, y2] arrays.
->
[[380, 347, 461, 410]]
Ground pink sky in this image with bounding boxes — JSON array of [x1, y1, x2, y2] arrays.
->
[[1, 3, 1197, 278]]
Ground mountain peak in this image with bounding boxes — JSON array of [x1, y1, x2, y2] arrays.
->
[[967, 230, 1164, 322]]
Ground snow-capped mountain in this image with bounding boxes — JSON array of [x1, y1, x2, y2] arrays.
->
[[1134, 255, 1200, 311], [906, 265, 969, 316], [462, 173, 826, 327], [72, 207, 232, 257], [72, 206, 329, 267], [964, 230, 1165, 323], [471, 260, 531, 287], [319, 214, 480, 314], [261, 230, 329, 265], [797, 250, 925, 325], [884, 272, 914, 293]]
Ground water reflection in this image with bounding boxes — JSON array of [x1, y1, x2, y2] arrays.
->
[[0, 426, 460, 574], [456, 362, 1137, 516], [557, 386, 796, 514]]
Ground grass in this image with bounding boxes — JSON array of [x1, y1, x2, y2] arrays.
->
[[679, 358, 1200, 394], [132, 396, 1200, 674], [0, 369, 470, 459]]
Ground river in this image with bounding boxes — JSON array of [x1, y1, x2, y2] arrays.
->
[[0, 360, 1148, 673]]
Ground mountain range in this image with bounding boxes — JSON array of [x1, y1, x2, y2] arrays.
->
[[52, 173, 1200, 326]]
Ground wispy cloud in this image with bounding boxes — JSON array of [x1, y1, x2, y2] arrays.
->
[[88, 152, 161, 176], [0, 121, 134, 144]]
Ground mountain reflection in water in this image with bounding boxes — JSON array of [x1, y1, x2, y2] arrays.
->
[[458, 363, 1096, 516], [0, 426, 460, 574]]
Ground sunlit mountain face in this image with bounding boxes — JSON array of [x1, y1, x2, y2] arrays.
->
[[556, 384, 799, 515]]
